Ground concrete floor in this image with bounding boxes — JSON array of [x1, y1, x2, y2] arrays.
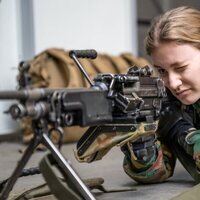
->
[[0, 141, 197, 200]]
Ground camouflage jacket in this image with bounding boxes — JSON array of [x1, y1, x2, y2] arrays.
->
[[122, 102, 200, 184]]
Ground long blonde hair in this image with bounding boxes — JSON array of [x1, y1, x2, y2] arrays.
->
[[145, 6, 200, 55]]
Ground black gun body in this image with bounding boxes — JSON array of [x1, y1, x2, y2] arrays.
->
[[0, 88, 113, 126], [61, 89, 113, 126], [112, 75, 165, 124], [0, 75, 165, 128]]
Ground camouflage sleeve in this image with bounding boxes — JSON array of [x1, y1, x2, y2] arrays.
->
[[122, 139, 176, 183]]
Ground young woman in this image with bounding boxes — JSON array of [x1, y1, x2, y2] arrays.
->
[[121, 6, 200, 183]]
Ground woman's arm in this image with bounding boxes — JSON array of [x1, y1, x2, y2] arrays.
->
[[121, 136, 176, 183]]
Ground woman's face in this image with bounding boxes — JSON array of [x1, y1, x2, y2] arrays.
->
[[152, 41, 200, 105]]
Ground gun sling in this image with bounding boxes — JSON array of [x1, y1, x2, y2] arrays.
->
[[39, 153, 83, 200]]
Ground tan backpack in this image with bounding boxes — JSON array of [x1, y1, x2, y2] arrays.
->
[[18, 48, 151, 144]]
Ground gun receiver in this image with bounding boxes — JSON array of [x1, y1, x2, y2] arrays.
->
[[0, 49, 167, 200]]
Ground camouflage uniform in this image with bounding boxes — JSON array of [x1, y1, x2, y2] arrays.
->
[[121, 102, 200, 184]]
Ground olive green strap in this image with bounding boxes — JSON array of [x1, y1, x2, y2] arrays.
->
[[39, 153, 83, 200], [9, 183, 53, 200]]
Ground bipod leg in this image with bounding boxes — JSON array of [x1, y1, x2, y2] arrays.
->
[[41, 133, 96, 200], [0, 134, 41, 200]]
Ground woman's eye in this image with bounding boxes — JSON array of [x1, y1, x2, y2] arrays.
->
[[157, 68, 167, 76], [176, 65, 187, 71]]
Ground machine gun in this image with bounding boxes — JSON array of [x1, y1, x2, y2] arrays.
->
[[0, 50, 167, 200]]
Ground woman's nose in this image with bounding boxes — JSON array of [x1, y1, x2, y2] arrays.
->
[[167, 72, 182, 90]]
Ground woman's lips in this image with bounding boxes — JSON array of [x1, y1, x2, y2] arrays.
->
[[176, 89, 190, 97]]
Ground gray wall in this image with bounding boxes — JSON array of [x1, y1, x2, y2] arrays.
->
[[137, 0, 200, 61], [0, 0, 20, 134], [32, 0, 138, 56]]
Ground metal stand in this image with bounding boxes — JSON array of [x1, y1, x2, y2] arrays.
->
[[0, 120, 96, 200]]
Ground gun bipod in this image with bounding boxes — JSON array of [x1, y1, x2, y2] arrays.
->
[[0, 119, 96, 200]]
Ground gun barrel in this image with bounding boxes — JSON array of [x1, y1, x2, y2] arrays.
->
[[0, 88, 47, 101]]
